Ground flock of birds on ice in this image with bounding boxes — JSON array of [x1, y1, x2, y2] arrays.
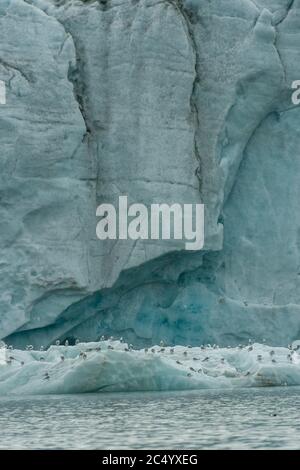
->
[[0, 336, 300, 393]]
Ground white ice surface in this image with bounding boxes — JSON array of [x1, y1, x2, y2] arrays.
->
[[0, 340, 300, 395]]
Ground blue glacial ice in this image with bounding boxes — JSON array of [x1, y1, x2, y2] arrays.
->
[[1, 340, 300, 395], [1, 0, 300, 361]]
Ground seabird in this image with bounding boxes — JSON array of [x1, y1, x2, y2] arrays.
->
[[82, 353, 87, 360], [245, 371, 251, 376], [44, 372, 50, 380], [170, 348, 174, 354], [61, 355, 65, 362], [8, 345, 13, 350], [160, 340, 165, 347], [220, 358, 225, 364], [188, 345, 192, 349], [124, 348, 129, 352], [187, 373, 192, 377], [96, 347, 101, 352], [257, 355, 263, 361], [108, 345, 114, 350], [272, 358, 276, 363], [270, 350, 275, 356], [203, 357, 209, 362], [193, 357, 200, 361], [40, 357, 45, 361], [144, 348, 148, 353], [248, 346, 253, 352], [65, 340, 69, 347], [151, 348, 155, 353], [160, 348, 165, 353], [40, 346, 44, 351], [20, 361, 24, 366], [176, 360, 182, 365], [100, 336, 105, 341], [190, 367, 196, 372], [75, 339, 80, 345], [183, 351, 188, 356], [55, 340, 60, 346]]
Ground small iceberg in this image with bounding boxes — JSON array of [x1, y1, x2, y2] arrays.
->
[[0, 340, 300, 395]]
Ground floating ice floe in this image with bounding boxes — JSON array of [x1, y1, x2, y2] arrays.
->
[[0, 340, 300, 395]]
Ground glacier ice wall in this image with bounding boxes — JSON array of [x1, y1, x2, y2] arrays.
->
[[1, 0, 300, 348]]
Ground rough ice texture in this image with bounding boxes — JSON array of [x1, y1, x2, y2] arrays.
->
[[1, 0, 300, 348], [1, 341, 300, 395]]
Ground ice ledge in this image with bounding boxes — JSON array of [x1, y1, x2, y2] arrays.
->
[[1, 339, 300, 395]]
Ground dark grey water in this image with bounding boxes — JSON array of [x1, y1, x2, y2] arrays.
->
[[0, 387, 299, 449]]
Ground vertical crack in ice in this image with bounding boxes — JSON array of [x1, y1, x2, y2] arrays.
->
[[272, 0, 295, 85], [273, 32, 287, 84], [22, 0, 90, 138], [66, 42, 92, 140], [166, 0, 202, 194], [274, 0, 295, 26]]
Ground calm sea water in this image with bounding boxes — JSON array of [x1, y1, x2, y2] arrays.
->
[[0, 387, 299, 449]]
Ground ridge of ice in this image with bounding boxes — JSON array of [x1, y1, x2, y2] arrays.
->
[[0, 340, 300, 395]]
